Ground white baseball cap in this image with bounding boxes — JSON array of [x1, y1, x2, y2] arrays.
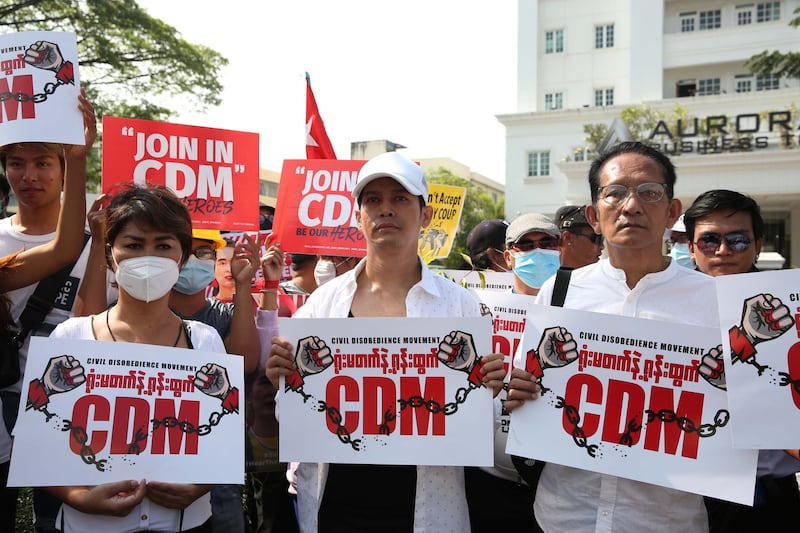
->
[[352, 151, 428, 205]]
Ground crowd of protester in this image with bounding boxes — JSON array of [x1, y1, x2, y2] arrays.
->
[[1, 90, 798, 533]]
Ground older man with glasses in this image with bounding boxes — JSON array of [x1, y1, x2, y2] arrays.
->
[[554, 205, 603, 269], [504, 213, 561, 296], [507, 141, 719, 532]]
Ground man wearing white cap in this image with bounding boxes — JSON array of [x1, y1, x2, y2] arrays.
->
[[266, 150, 505, 532]]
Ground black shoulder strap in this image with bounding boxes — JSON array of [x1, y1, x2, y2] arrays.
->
[[550, 267, 573, 308], [14, 232, 90, 343]]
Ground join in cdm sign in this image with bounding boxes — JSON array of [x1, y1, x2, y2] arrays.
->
[[646, 111, 798, 155]]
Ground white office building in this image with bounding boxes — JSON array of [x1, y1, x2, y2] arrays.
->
[[498, 0, 800, 267]]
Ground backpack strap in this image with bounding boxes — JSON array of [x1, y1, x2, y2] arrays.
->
[[550, 267, 573, 308]]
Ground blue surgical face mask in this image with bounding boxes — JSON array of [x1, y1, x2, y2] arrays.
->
[[512, 248, 561, 289], [669, 242, 695, 269], [174, 256, 216, 295]]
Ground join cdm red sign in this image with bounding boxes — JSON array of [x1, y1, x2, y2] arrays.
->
[[102, 116, 260, 231]]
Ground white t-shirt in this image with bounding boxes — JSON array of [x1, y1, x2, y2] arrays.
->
[[49, 315, 224, 533]]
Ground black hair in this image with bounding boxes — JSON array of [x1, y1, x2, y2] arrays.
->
[[104, 184, 193, 266], [588, 141, 676, 204], [684, 189, 763, 241]]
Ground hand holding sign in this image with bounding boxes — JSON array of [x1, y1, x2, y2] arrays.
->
[[699, 344, 726, 390]]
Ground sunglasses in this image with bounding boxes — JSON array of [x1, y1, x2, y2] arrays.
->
[[569, 229, 603, 245], [510, 237, 560, 251], [693, 232, 753, 254]]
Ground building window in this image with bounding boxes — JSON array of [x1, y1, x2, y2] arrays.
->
[[756, 73, 780, 91], [699, 9, 721, 30], [527, 151, 550, 177], [735, 75, 753, 93], [545, 92, 563, 110], [736, 4, 753, 25], [757, 2, 780, 22], [545, 30, 564, 54], [680, 12, 696, 32], [594, 88, 614, 107], [573, 146, 596, 162], [697, 78, 721, 96], [595, 24, 614, 48]]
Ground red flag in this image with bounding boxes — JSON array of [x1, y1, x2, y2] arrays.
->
[[305, 73, 337, 159]]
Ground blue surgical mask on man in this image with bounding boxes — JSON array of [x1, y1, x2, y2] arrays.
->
[[669, 243, 695, 269], [174, 256, 216, 295], [512, 248, 561, 289]]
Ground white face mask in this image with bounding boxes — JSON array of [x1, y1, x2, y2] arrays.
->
[[114, 255, 180, 302], [314, 259, 337, 286]]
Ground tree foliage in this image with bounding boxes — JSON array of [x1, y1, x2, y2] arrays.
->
[[2, 0, 228, 188], [746, 7, 800, 79], [427, 167, 505, 269]]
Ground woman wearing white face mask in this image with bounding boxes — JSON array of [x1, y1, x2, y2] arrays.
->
[[45, 184, 223, 533], [313, 255, 357, 287]]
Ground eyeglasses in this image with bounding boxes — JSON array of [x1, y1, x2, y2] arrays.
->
[[191, 248, 216, 260], [570, 231, 603, 245], [598, 182, 667, 206], [510, 236, 560, 252], [694, 232, 753, 255]]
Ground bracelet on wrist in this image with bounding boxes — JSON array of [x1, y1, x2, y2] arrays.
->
[[263, 279, 280, 289]]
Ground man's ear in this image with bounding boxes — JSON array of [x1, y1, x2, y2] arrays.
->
[[585, 204, 601, 235], [355, 209, 362, 230], [688, 241, 697, 262], [421, 205, 433, 228], [503, 248, 514, 269], [666, 198, 683, 229]]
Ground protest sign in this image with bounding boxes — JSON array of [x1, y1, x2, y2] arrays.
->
[[9, 337, 244, 487], [437, 270, 515, 293], [0, 31, 83, 145], [418, 183, 466, 261], [278, 317, 493, 466], [271, 159, 366, 256], [507, 305, 758, 504], [716, 269, 800, 448], [102, 116, 259, 231]]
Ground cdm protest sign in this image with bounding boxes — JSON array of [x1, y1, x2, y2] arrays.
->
[[270, 159, 465, 258], [102, 116, 260, 231], [716, 269, 800, 449], [507, 305, 758, 505], [473, 290, 535, 472], [1, 31, 84, 145], [278, 317, 493, 466], [9, 337, 244, 487]]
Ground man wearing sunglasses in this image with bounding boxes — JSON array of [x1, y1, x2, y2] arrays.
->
[[684, 189, 800, 532], [507, 142, 719, 532], [555, 204, 603, 269], [504, 213, 561, 296], [684, 189, 762, 277]]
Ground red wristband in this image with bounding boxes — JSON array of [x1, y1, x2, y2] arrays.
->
[[264, 279, 280, 289]]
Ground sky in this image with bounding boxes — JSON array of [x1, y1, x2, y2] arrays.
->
[[136, 1, 518, 184]]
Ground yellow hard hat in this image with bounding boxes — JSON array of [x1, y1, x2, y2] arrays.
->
[[192, 229, 227, 250]]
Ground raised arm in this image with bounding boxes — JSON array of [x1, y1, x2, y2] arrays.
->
[[225, 233, 261, 374], [0, 89, 95, 292]]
